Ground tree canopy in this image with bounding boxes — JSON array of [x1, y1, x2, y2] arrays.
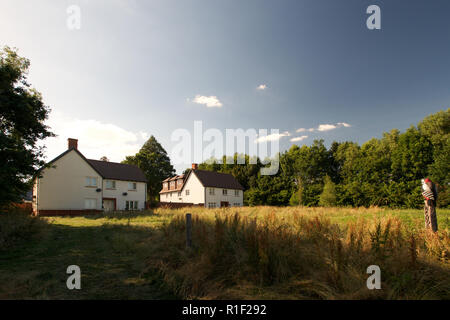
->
[[0, 46, 54, 207], [122, 136, 175, 207], [195, 109, 449, 208]]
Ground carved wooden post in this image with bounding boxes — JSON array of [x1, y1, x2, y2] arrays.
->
[[186, 213, 192, 248]]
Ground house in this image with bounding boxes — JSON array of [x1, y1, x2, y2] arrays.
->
[[159, 164, 244, 208], [32, 138, 147, 216]]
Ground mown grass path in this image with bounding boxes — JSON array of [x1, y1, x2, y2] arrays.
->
[[0, 214, 177, 299]]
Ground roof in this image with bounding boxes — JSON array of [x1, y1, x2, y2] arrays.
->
[[190, 170, 244, 190], [36, 148, 147, 183], [87, 159, 147, 183]]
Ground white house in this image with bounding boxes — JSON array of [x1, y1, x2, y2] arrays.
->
[[32, 138, 147, 216], [159, 164, 244, 208]]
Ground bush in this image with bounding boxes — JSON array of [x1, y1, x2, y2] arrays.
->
[[319, 176, 337, 207]]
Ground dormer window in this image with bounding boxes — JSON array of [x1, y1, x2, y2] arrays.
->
[[163, 182, 168, 189]]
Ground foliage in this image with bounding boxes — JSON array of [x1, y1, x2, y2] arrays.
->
[[319, 176, 337, 207], [0, 46, 54, 207], [123, 136, 175, 207], [196, 109, 449, 208]]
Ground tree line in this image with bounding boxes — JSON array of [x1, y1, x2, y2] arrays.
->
[[197, 109, 449, 208]]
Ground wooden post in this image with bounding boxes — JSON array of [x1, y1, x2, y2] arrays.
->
[[186, 213, 192, 248]]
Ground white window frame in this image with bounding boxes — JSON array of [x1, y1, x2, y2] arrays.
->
[[84, 198, 97, 209], [85, 177, 97, 187], [105, 180, 116, 189], [209, 188, 215, 195], [235, 190, 239, 196], [186, 189, 190, 196], [222, 189, 227, 196], [126, 200, 139, 211], [128, 182, 137, 191], [208, 202, 217, 208]]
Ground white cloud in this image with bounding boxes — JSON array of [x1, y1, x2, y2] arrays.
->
[[255, 131, 290, 143], [256, 84, 267, 91], [41, 112, 149, 163], [296, 122, 352, 133], [290, 135, 308, 142], [317, 124, 337, 132], [192, 95, 223, 108]]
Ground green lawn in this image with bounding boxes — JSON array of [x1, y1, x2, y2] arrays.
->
[[0, 207, 449, 299], [0, 212, 177, 299]]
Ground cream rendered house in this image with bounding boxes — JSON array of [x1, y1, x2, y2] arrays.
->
[[159, 164, 244, 208], [32, 139, 147, 216]]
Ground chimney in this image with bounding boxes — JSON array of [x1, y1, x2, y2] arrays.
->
[[68, 138, 78, 150], [192, 163, 198, 170]]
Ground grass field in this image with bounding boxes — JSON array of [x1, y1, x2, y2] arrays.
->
[[0, 207, 449, 299]]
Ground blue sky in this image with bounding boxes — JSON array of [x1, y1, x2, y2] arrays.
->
[[1, 0, 449, 173]]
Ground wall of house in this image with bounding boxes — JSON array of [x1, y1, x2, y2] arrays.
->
[[35, 150, 103, 211], [102, 180, 146, 210], [182, 172, 206, 204], [161, 191, 184, 203], [205, 188, 244, 207]]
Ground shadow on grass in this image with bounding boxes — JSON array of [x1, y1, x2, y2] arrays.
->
[[81, 210, 160, 221], [0, 218, 179, 300]]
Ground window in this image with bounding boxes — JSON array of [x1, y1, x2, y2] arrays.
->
[[222, 189, 227, 196], [186, 190, 190, 196], [170, 181, 175, 189], [84, 198, 97, 209], [105, 180, 116, 189], [128, 182, 137, 190], [235, 190, 240, 196], [208, 202, 217, 208], [178, 192, 181, 197], [126, 201, 138, 211], [163, 182, 168, 189], [234, 203, 241, 207], [209, 188, 215, 195], [85, 177, 97, 187]]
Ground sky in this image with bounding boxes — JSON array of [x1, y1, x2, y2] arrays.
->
[[1, 0, 449, 173]]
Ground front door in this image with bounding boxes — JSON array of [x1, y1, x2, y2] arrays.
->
[[103, 199, 116, 212], [220, 201, 229, 208]]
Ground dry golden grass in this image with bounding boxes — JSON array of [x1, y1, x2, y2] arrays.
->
[[147, 206, 450, 299]]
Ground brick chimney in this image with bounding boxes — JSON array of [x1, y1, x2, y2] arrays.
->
[[192, 163, 198, 170], [68, 138, 78, 150]]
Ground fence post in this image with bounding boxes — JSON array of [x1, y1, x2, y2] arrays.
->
[[186, 213, 192, 248]]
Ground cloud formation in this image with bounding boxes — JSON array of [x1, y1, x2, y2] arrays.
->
[[297, 122, 351, 133], [256, 84, 267, 91], [192, 95, 223, 108], [41, 112, 149, 163], [255, 131, 290, 143], [290, 135, 308, 142]]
